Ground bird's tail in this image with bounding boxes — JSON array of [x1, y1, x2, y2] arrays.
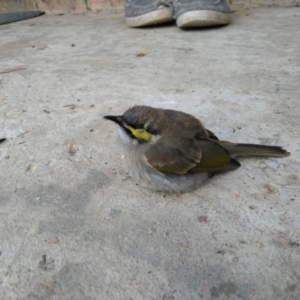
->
[[221, 142, 291, 158]]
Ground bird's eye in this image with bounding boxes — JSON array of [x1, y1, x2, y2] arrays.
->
[[146, 126, 160, 135]]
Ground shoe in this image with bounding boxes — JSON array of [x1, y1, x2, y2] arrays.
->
[[125, 0, 174, 27], [174, 0, 231, 28]]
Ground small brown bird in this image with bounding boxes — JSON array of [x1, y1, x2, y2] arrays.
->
[[104, 106, 290, 193]]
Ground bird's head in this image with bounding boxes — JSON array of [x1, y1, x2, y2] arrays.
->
[[104, 106, 162, 145]]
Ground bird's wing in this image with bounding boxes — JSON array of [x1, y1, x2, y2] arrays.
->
[[191, 138, 239, 174], [145, 134, 238, 175], [145, 137, 203, 175]]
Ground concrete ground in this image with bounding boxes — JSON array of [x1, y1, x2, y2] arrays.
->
[[0, 7, 299, 300]]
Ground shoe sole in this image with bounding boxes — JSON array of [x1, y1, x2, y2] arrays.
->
[[126, 8, 174, 27], [177, 10, 230, 28]]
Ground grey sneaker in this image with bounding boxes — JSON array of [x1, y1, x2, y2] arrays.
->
[[125, 0, 174, 27], [174, 0, 231, 28]]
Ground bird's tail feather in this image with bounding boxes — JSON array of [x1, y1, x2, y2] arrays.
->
[[222, 142, 291, 158]]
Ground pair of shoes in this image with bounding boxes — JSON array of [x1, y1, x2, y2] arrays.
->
[[125, 0, 231, 28]]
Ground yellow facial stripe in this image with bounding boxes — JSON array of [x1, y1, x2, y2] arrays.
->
[[129, 126, 152, 141]]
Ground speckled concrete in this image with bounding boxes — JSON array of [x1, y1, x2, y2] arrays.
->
[[0, 7, 299, 300]]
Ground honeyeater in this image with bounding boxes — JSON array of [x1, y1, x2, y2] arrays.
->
[[104, 105, 290, 193]]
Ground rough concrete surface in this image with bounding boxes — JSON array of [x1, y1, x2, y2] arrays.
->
[[0, 7, 300, 300]]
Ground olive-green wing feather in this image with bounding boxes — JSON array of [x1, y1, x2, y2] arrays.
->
[[145, 137, 203, 175], [190, 139, 240, 174]]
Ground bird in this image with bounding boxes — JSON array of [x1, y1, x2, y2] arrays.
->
[[104, 105, 290, 193]]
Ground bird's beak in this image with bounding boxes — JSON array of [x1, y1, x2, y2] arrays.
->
[[103, 115, 123, 126], [104, 115, 133, 138]]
